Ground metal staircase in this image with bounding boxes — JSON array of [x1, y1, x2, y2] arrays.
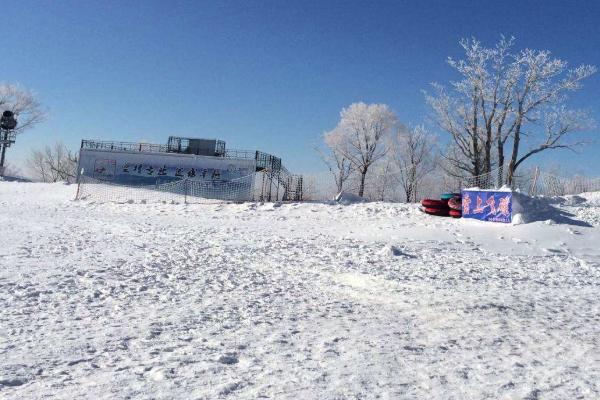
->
[[254, 151, 303, 201]]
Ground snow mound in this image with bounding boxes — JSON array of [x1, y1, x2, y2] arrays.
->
[[550, 191, 600, 226], [334, 191, 367, 204], [511, 192, 593, 226], [378, 244, 408, 257], [560, 195, 588, 206], [555, 191, 600, 207]]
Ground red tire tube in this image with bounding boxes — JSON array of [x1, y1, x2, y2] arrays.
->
[[449, 209, 462, 218], [424, 207, 450, 216], [447, 197, 462, 211], [421, 199, 450, 209]]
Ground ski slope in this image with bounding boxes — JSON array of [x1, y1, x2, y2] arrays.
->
[[1, 182, 599, 399]]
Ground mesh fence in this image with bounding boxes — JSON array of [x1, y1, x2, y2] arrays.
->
[[76, 173, 257, 204], [301, 172, 442, 202], [301, 170, 461, 202], [462, 166, 509, 190], [76, 176, 186, 203], [75, 167, 600, 204], [459, 166, 537, 191], [186, 174, 256, 202], [531, 173, 600, 197], [76, 172, 304, 204], [456, 167, 600, 197]]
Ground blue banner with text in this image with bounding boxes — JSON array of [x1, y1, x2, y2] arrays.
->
[[461, 190, 512, 223]]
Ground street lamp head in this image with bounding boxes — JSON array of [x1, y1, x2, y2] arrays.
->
[[1, 111, 17, 131]]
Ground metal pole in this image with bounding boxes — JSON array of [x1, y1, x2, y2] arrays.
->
[[275, 171, 280, 201], [267, 171, 272, 202], [0, 132, 6, 159], [0, 146, 6, 172], [75, 169, 84, 200], [260, 172, 266, 201], [0, 131, 8, 176], [184, 179, 188, 204]]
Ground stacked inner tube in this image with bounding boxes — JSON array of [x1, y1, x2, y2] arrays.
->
[[421, 198, 450, 216], [421, 193, 462, 218], [447, 196, 462, 218]]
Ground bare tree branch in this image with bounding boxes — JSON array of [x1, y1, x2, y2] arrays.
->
[[26, 142, 78, 183]]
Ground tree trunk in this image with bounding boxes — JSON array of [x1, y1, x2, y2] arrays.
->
[[484, 130, 492, 176], [472, 140, 481, 178], [472, 96, 481, 177], [404, 185, 412, 203], [409, 167, 417, 202], [358, 169, 367, 197], [496, 137, 504, 187], [507, 123, 521, 185]]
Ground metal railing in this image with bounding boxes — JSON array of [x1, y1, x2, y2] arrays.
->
[[223, 149, 257, 160], [81, 140, 258, 160], [81, 140, 171, 154]]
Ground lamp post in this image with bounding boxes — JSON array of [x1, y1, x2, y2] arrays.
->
[[0, 110, 17, 176]]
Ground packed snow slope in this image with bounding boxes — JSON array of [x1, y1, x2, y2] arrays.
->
[[1, 182, 600, 399]]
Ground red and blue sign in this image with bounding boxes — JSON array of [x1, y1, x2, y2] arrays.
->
[[461, 189, 512, 223]]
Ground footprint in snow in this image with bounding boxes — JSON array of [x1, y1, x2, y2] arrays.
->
[[0, 378, 27, 387], [542, 248, 563, 254], [378, 245, 413, 258], [217, 354, 239, 365]]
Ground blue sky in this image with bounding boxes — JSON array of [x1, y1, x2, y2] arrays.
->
[[3, 0, 600, 175]]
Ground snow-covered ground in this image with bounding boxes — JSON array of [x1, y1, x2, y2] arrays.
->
[[1, 182, 600, 399]]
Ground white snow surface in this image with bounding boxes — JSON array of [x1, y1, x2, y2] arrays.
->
[[1, 182, 600, 399]]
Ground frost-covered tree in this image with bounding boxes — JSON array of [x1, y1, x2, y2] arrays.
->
[[391, 125, 437, 202], [317, 129, 355, 193], [26, 142, 78, 183], [365, 159, 396, 201], [505, 52, 596, 183], [426, 36, 596, 185], [324, 102, 397, 197], [426, 38, 490, 178]]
